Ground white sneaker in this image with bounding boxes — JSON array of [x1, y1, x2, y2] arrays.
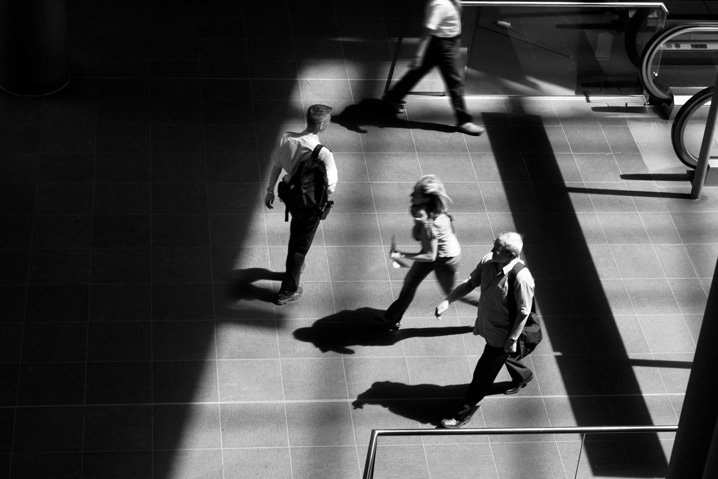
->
[[457, 122, 485, 136]]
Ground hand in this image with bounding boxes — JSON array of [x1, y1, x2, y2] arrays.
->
[[435, 300, 450, 319], [264, 191, 275, 209], [390, 250, 402, 260], [504, 337, 518, 354]]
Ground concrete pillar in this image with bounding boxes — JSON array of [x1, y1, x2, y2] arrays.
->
[[666, 258, 718, 478], [0, 0, 68, 96]]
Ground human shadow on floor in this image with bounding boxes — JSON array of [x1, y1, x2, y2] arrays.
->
[[352, 380, 514, 426], [331, 98, 456, 134], [225, 268, 284, 303], [293, 307, 472, 355]]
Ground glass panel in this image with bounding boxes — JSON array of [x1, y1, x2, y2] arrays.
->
[[652, 30, 718, 97], [460, 4, 667, 96]]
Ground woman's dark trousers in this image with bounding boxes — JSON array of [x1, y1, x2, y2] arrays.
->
[[384, 256, 459, 325]]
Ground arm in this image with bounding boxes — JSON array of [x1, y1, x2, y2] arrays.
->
[[411, 26, 435, 69], [435, 279, 476, 318], [322, 149, 338, 194], [391, 218, 438, 263], [264, 164, 282, 209], [504, 269, 535, 353], [505, 313, 530, 354]]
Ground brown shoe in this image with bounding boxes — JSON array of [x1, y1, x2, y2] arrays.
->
[[504, 375, 533, 395]]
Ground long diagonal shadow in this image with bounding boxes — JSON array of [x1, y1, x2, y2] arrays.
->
[[493, 107, 668, 476]]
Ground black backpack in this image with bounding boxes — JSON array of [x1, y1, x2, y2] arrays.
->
[[277, 144, 330, 222]]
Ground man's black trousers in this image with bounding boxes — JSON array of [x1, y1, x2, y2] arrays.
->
[[280, 208, 321, 294]]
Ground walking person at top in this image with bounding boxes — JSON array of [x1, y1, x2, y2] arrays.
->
[[382, 0, 484, 136], [375, 175, 461, 331]]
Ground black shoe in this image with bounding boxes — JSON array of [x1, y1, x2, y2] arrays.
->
[[381, 94, 406, 114], [372, 316, 401, 331], [441, 404, 479, 429], [275, 287, 303, 306], [504, 375, 533, 395]]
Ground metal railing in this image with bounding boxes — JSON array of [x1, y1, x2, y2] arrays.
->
[[362, 425, 678, 479]]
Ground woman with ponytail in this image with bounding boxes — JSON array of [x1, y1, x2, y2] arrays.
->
[[377, 175, 461, 330]]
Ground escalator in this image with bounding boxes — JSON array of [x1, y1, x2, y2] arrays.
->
[[636, 19, 718, 169], [639, 22, 718, 112], [671, 86, 717, 169]]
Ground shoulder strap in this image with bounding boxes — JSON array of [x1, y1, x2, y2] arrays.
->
[[507, 262, 531, 326], [311, 144, 324, 159]]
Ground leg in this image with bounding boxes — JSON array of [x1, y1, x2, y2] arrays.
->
[[433, 255, 460, 296], [280, 209, 321, 295], [463, 344, 509, 407], [383, 260, 435, 325], [503, 355, 534, 394], [385, 37, 440, 103], [441, 344, 507, 428], [436, 36, 473, 125]]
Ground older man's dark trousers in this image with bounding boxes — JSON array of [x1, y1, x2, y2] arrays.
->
[[385, 35, 473, 125], [463, 344, 532, 407], [280, 208, 321, 295]]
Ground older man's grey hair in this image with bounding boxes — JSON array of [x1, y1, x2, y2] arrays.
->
[[497, 232, 524, 258]]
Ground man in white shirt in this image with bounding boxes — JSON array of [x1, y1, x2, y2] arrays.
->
[[383, 0, 484, 136], [265, 105, 338, 305], [435, 232, 535, 427]]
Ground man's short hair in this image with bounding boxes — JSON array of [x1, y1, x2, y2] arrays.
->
[[497, 232, 524, 258], [306, 104, 332, 129]]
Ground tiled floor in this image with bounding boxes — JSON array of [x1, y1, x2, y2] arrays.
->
[[1, 1, 715, 478]]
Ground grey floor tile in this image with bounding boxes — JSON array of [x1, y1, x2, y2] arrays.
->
[[152, 360, 218, 403], [492, 442, 566, 478], [344, 357, 411, 399], [640, 212, 683, 244], [624, 278, 681, 314], [581, 314, 650, 355], [289, 445, 362, 479], [83, 405, 152, 451], [16, 363, 85, 406], [637, 314, 696, 354], [153, 450, 223, 479], [533, 354, 603, 396], [217, 359, 283, 401], [368, 445, 432, 479], [85, 362, 152, 404], [82, 451, 152, 479], [281, 358, 348, 400], [86, 321, 151, 362], [223, 448, 292, 479], [611, 244, 664, 279], [153, 403, 221, 449], [285, 402, 355, 447]]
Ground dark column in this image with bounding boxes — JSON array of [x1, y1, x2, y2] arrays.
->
[[0, 0, 68, 95], [666, 258, 718, 478]]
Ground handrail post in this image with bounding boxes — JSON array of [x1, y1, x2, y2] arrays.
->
[[362, 430, 380, 479], [690, 75, 718, 199]]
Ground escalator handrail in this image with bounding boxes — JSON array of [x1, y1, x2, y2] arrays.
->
[[640, 22, 718, 104], [671, 86, 714, 169]]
